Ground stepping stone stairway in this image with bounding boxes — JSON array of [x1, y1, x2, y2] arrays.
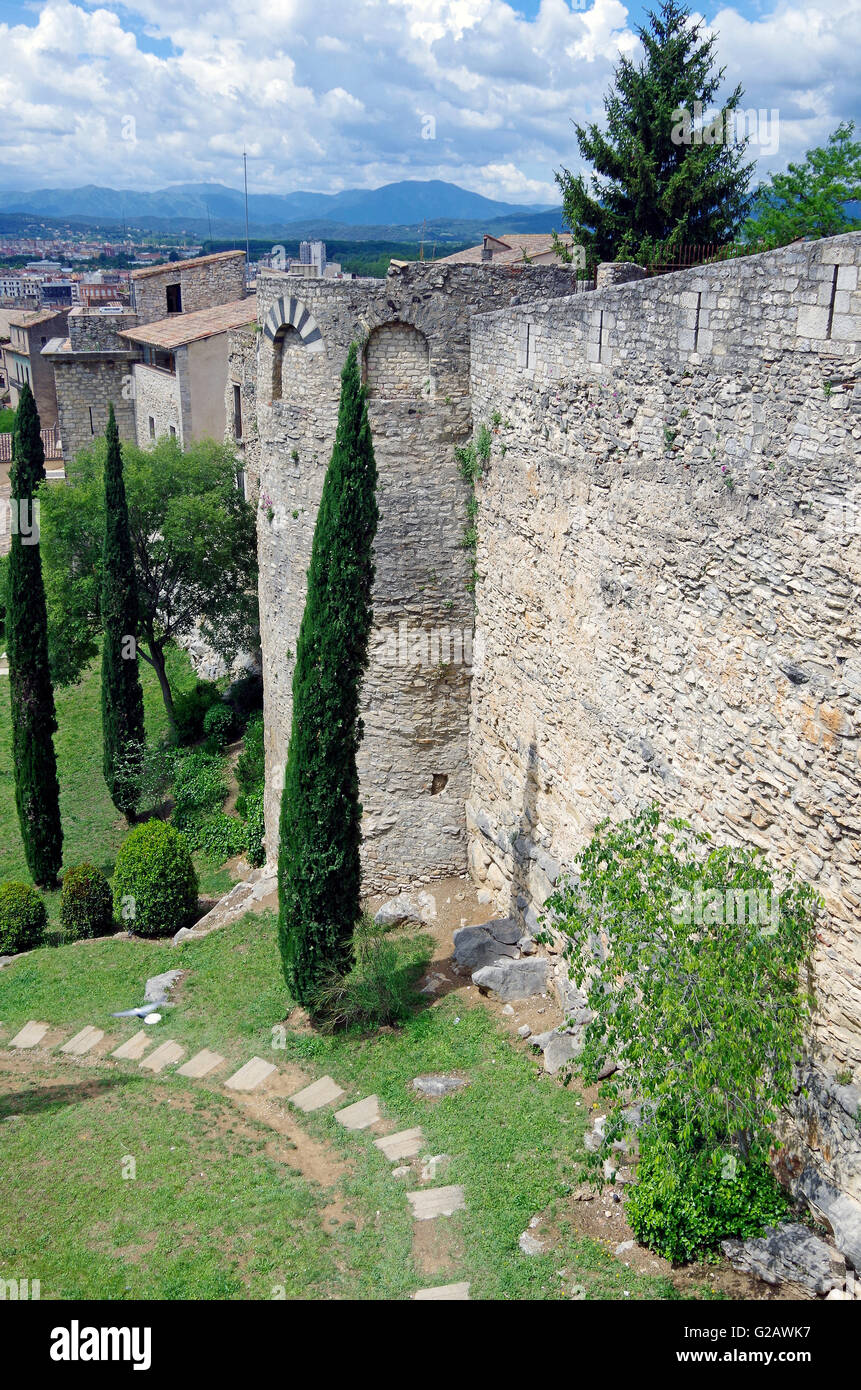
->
[[224, 1057, 276, 1092], [112, 1030, 153, 1061], [60, 1026, 104, 1056], [3, 1025, 472, 1298], [139, 1041, 185, 1074], [374, 1128, 424, 1161], [289, 1075, 345, 1112], [335, 1095, 380, 1130], [9, 1021, 50, 1049], [407, 1185, 466, 1221], [177, 1049, 225, 1079], [413, 1282, 471, 1301]]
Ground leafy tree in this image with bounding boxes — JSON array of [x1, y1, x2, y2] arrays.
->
[[744, 122, 861, 250], [38, 435, 258, 734], [556, 0, 753, 264], [278, 344, 379, 1005], [6, 385, 63, 887], [100, 404, 146, 818], [543, 804, 819, 1258]]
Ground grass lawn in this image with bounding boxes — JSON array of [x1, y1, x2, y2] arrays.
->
[[0, 645, 232, 917], [0, 911, 698, 1301]]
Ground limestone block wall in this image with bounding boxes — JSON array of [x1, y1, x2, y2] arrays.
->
[[49, 352, 138, 462], [225, 326, 261, 494], [132, 361, 183, 446], [131, 252, 246, 325], [468, 233, 861, 1200], [255, 261, 582, 888], [68, 309, 138, 352]]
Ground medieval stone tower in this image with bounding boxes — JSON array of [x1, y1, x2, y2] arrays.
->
[[248, 260, 579, 890]]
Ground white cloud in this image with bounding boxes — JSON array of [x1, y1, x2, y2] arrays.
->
[[0, 0, 857, 198]]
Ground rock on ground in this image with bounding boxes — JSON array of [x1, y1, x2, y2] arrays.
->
[[472, 957, 550, 1002], [721, 1223, 846, 1297], [144, 970, 184, 1003], [799, 1167, 861, 1271], [374, 890, 437, 928], [452, 919, 520, 974], [412, 1075, 468, 1097]]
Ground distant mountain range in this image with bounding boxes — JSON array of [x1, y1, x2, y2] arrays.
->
[[0, 179, 564, 241]]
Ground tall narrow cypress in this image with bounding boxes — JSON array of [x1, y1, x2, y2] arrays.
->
[[278, 343, 379, 1004], [101, 404, 145, 818], [7, 383, 62, 887]]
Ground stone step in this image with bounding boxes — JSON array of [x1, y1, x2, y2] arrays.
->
[[139, 1041, 185, 1074], [289, 1075, 345, 1113], [374, 1127, 424, 1161], [59, 1026, 104, 1056], [112, 1030, 153, 1061], [334, 1095, 381, 1131], [176, 1049, 225, 1079], [407, 1185, 466, 1221], [224, 1057, 276, 1092], [9, 1021, 51, 1049], [413, 1282, 471, 1301]]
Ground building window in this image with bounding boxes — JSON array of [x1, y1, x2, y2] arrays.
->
[[89, 406, 95, 435], [169, 426, 176, 438], [165, 283, 182, 314], [271, 324, 303, 402], [233, 383, 242, 439], [149, 417, 155, 439]]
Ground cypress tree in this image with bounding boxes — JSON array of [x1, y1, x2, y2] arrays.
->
[[101, 403, 146, 818], [278, 343, 379, 1004], [556, 0, 754, 265], [7, 384, 62, 888]]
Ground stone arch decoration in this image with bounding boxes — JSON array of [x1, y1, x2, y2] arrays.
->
[[262, 296, 324, 351], [363, 320, 431, 399], [264, 295, 324, 401]]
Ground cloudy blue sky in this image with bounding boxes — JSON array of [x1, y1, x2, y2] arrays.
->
[[0, 0, 858, 201]]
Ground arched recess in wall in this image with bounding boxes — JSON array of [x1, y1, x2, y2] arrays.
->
[[363, 321, 431, 400], [263, 296, 324, 402]]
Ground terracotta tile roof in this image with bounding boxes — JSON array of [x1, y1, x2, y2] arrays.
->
[[7, 308, 67, 328], [0, 426, 63, 463], [435, 232, 577, 266], [117, 297, 256, 350], [131, 250, 246, 281]]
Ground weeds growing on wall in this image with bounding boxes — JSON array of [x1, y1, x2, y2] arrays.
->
[[455, 420, 492, 598]]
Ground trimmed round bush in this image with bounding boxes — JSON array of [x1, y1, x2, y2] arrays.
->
[[202, 701, 234, 750], [0, 881, 47, 954], [60, 862, 114, 940], [112, 820, 198, 938]]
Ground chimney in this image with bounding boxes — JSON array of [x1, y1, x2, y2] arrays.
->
[[481, 236, 493, 263]]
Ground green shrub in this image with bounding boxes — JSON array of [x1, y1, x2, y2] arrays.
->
[[242, 786, 265, 867], [180, 811, 247, 863], [172, 679, 221, 745], [60, 862, 114, 939], [309, 919, 432, 1031], [627, 1135, 791, 1264], [543, 803, 819, 1259], [112, 820, 198, 938], [202, 701, 234, 751], [235, 712, 264, 797], [172, 749, 227, 830], [0, 881, 47, 954]]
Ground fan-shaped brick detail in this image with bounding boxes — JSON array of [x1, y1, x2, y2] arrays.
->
[[263, 296, 324, 352]]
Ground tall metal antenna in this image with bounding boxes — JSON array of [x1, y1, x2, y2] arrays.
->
[[243, 151, 250, 280]]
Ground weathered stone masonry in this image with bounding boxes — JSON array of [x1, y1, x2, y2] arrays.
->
[[468, 233, 861, 1211], [252, 262, 581, 892], [254, 236, 861, 1220]]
